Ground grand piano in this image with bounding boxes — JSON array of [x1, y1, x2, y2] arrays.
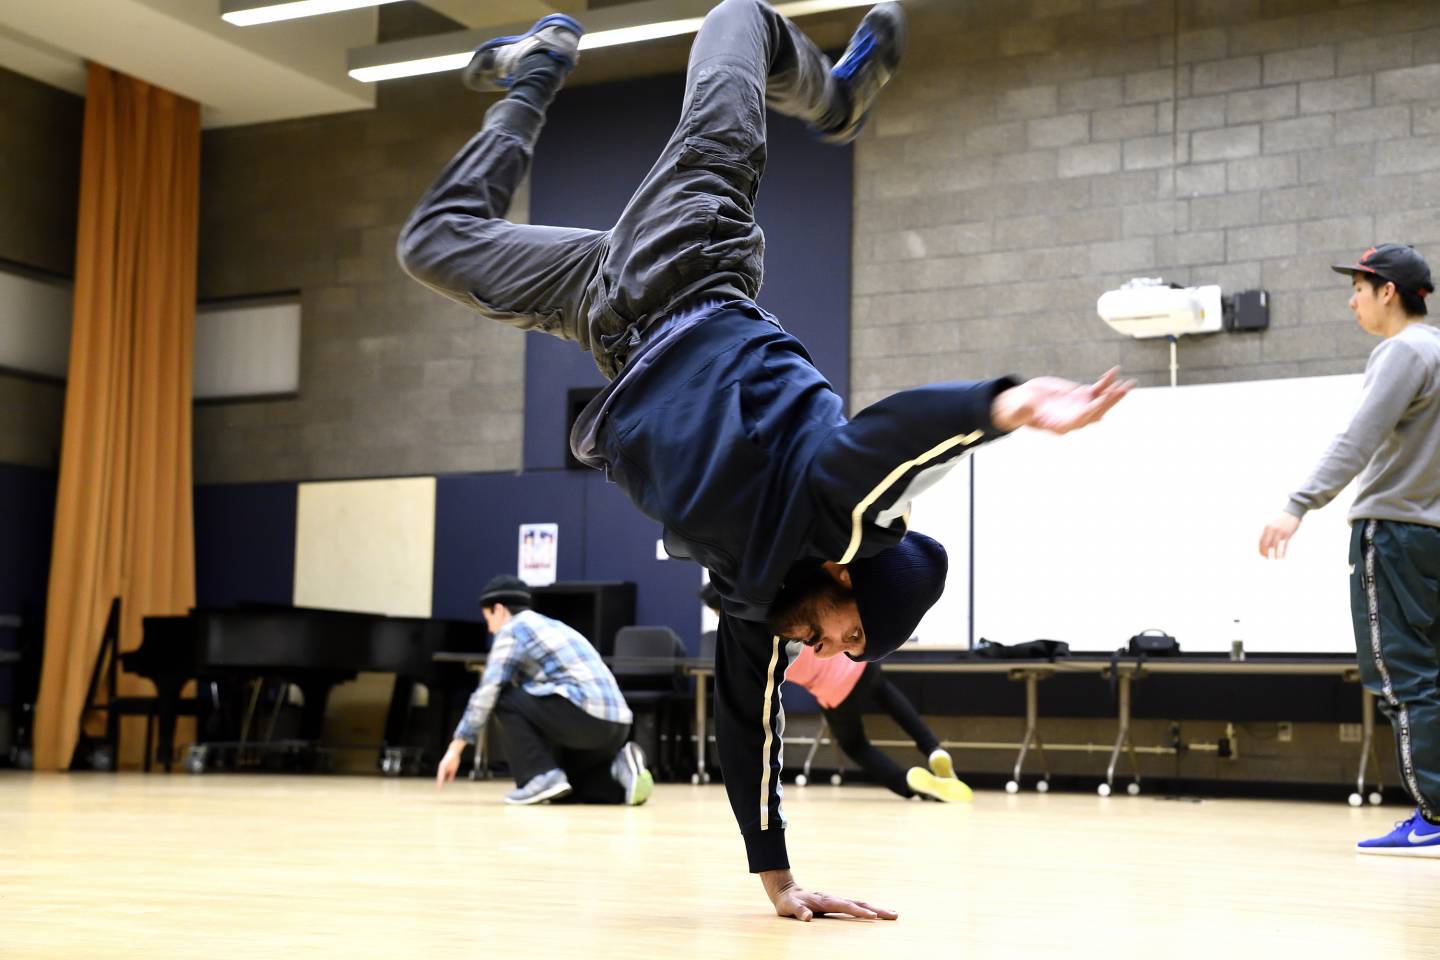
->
[[124, 607, 487, 773]]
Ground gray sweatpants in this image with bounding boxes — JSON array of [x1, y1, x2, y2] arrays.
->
[[396, 0, 847, 378]]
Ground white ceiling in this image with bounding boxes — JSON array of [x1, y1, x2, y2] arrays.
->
[[0, 0, 583, 128]]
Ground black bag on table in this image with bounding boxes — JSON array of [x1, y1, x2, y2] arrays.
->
[[973, 638, 1070, 661]]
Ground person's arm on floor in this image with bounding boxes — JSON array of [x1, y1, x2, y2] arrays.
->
[[715, 612, 897, 921], [436, 626, 525, 786]]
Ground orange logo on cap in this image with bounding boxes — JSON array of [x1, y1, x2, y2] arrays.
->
[[1361, 246, 1378, 262]]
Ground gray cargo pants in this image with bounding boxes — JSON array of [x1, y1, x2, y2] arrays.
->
[[396, 0, 847, 378]]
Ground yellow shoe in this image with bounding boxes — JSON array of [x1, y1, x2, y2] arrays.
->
[[906, 766, 973, 803], [928, 748, 955, 779]]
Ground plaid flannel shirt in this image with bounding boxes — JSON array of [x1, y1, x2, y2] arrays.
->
[[453, 609, 632, 743]]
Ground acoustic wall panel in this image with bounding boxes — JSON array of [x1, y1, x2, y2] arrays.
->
[[194, 298, 301, 400], [294, 476, 436, 618], [0, 268, 70, 380]]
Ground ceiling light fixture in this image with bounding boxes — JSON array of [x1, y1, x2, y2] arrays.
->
[[221, 0, 405, 28], [346, 0, 876, 83]]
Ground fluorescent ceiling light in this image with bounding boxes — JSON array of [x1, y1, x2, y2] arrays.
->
[[347, 0, 876, 83], [222, 0, 404, 27]]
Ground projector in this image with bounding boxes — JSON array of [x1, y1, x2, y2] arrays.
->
[[1097, 279, 1223, 339]]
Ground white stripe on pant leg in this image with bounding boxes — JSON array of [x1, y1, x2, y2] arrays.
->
[[759, 634, 781, 831], [1364, 520, 1432, 820]]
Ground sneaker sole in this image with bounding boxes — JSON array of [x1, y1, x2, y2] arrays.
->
[[629, 769, 654, 806], [504, 780, 573, 805], [1356, 844, 1440, 857], [906, 767, 973, 803], [467, 14, 585, 90]]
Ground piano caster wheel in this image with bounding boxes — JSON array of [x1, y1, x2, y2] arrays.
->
[[185, 746, 208, 775], [88, 746, 115, 772]]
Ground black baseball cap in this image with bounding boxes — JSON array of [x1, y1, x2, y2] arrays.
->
[[848, 531, 948, 662], [1331, 243, 1434, 299]]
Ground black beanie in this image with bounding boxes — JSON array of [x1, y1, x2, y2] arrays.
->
[[479, 574, 532, 610], [848, 531, 947, 662]]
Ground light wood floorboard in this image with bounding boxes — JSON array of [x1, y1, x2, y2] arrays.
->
[[3, 773, 1437, 959]]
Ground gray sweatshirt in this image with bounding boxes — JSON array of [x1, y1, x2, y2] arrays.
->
[[1287, 322, 1440, 528]]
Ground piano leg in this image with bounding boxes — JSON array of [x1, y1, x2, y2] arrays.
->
[[296, 679, 337, 742], [153, 679, 185, 772]]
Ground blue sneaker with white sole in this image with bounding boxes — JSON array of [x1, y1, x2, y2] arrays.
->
[[820, 2, 907, 144], [504, 768, 573, 805], [462, 13, 585, 92], [1356, 808, 1440, 857]]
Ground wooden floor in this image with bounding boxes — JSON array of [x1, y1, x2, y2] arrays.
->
[[3, 773, 1438, 959]]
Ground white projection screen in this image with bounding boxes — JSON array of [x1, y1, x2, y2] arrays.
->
[[294, 477, 437, 618], [908, 374, 1366, 654]]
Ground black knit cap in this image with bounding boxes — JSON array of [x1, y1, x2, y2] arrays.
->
[[1331, 243, 1433, 299], [848, 531, 948, 662], [479, 574, 532, 610]]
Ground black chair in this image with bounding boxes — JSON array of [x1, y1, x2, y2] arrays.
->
[[612, 625, 688, 779]]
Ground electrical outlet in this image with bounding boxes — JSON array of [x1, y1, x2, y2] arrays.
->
[[1338, 723, 1362, 743], [1277, 721, 1293, 743]]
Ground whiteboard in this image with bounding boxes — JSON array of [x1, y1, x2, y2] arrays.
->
[[906, 457, 974, 647], [294, 477, 437, 618], [909, 374, 1365, 654]]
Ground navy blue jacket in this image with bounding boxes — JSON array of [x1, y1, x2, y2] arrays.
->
[[596, 301, 1014, 871]]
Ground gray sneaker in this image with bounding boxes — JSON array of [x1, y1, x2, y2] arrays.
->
[[462, 13, 585, 92], [504, 768, 573, 805], [610, 741, 654, 806]]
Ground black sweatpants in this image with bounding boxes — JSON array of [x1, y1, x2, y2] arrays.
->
[[823, 662, 941, 798], [1350, 518, 1440, 822], [493, 686, 630, 804]]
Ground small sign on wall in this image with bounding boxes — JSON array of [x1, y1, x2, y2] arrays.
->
[[518, 523, 558, 586]]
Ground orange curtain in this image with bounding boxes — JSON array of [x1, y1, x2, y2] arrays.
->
[[33, 63, 200, 771]]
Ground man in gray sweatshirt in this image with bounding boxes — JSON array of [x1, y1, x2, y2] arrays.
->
[[1259, 243, 1440, 857]]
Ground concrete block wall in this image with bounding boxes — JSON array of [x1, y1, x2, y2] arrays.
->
[[852, 0, 1440, 409], [0, 66, 81, 469], [195, 86, 532, 483]]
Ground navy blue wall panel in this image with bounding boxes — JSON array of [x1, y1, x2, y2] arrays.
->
[[524, 71, 853, 471], [580, 472, 704, 652], [432, 471, 588, 622], [0, 463, 55, 705], [194, 482, 297, 609]]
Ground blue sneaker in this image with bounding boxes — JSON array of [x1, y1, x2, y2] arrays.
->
[[1356, 808, 1440, 857], [610, 741, 654, 806], [504, 768, 573, 805], [820, 2, 907, 144], [462, 14, 584, 92]]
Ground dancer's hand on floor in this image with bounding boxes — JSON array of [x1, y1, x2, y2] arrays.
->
[[761, 869, 898, 922]]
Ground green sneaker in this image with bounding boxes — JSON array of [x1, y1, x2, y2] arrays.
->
[[612, 741, 653, 806]]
